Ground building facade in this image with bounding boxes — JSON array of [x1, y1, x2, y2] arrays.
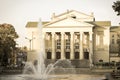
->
[[110, 27, 120, 62], [26, 10, 120, 67]]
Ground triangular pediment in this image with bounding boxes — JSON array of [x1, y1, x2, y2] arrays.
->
[[55, 10, 94, 19], [44, 18, 94, 28]]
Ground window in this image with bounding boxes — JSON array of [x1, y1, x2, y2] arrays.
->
[[117, 39, 120, 44], [72, 16, 76, 19], [56, 52, 61, 59], [47, 52, 51, 59], [97, 31, 103, 48], [112, 35, 114, 38], [57, 46, 61, 49], [65, 52, 70, 59], [75, 43, 79, 49], [99, 59, 103, 62], [66, 46, 70, 49], [75, 52, 79, 59], [118, 34, 120, 38], [71, 14, 76, 19], [56, 40, 61, 49], [66, 39, 70, 49], [112, 39, 114, 44]]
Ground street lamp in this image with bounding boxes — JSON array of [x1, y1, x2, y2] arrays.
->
[[25, 37, 35, 51]]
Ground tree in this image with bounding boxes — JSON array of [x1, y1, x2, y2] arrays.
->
[[0, 23, 18, 66], [112, 0, 120, 16]]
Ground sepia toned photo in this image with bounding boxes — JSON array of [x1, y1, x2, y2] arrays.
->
[[0, 0, 120, 80]]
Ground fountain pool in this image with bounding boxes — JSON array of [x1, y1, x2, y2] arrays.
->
[[0, 74, 106, 80]]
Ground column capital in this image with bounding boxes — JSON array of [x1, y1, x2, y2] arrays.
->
[[52, 32, 55, 38], [89, 32, 93, 41], [61, 32, 65, 34], [80, 31, 84, 35], [89, 32, 93, 34], [80, 32, 83, 40], [52, 32, 55, 34], [70, 32, 74, 34]]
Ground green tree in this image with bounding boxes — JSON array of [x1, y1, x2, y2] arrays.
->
[[0, 23, 18, 66], [112, 0, 120, 16]]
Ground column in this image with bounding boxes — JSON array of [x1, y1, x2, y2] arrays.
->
[[80, 32, 83, 60], [52, 32, 55, 59], [70, 32, 74, 59], [89, 32, 93, 68], [61, 32, 65, 59]]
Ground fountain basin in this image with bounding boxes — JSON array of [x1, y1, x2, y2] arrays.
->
[[0, 74, 106, 80]]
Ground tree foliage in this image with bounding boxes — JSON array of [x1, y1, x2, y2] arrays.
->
[[112, 0, 120, 16], [0, 23, 18, 66]]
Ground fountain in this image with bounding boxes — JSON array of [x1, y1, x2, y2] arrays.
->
[[22, 19, 75, 80], [22, 18, 54, 80]]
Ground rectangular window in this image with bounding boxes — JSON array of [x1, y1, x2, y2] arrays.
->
[[57, 46, 61, 49], [66, 39, 70, 49], [66, 46, 70, 49], [112, 39, 114, 44], [74, 43, 79, 49], [112, 34, 114, 38], [56, 39, 61, 49], [117, 39, 120, 44]]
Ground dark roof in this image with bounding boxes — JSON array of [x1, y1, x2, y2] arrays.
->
[[26, 21, 111, 28], [87, 21, 111, 27], [110, 26, 120, 29], [94, 21, 111, 27], [110, 26, 120, 32], [26, 21, 49, 28]]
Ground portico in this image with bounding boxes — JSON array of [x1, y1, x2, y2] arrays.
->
[[43, 26, 93, 62]]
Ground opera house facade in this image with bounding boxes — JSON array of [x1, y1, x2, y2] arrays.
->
[[26, 10, 120, 67]]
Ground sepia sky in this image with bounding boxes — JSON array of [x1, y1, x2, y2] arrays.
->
[[0, 0, 119, 47]]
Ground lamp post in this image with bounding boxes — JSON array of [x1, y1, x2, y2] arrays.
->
[[25, 37, 35, 51]]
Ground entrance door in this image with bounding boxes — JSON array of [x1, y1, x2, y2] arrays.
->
[[74, 52, 79, 59], [47, 52, 51, 59], [65, 52, 70, 59], [56, 52, 61, 59], [84, 52, 89, 59]]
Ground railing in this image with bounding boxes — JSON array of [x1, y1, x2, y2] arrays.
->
[[110, 53, 119, 57], [94, 62, 120, 69]]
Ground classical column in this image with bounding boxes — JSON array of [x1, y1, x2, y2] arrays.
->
[[61, 32, 65, 59], [70, 32, 74, 59], [52, 32, 55, 59], [80, 32, 83, 60], [89, 32, 93, 68]]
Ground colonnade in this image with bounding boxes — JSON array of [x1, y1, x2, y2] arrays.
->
[[45, 31, 93, 61]]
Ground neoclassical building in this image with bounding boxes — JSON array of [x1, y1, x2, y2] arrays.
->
[[26, 10, 120, 67], [110, 26, 120, 62]]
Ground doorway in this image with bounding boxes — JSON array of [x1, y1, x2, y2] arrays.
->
[[56, 52, 61, 59], [74, 52, 79, 59], [84, 52, 89, 59], [65, 52, 70, 59], [47, 52, 52, 59]]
